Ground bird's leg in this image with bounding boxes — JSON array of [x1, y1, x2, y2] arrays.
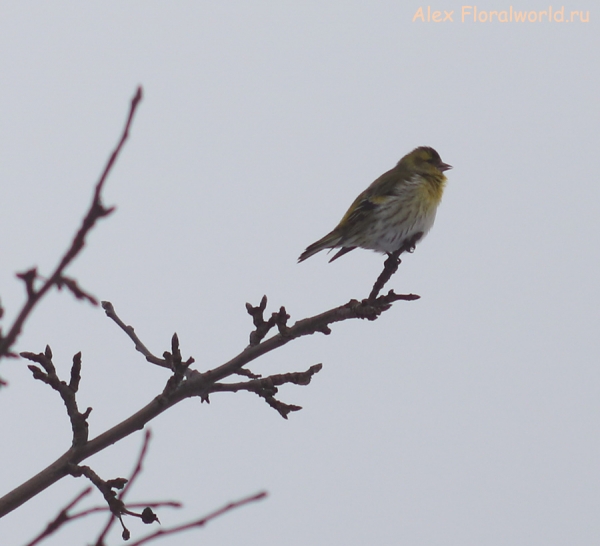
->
[[403, 231, 424, 254]]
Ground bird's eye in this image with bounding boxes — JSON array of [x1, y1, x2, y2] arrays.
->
[[427, 151, 441, 164]]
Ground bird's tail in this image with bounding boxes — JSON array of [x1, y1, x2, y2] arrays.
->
[[298, 231, 352, 262]]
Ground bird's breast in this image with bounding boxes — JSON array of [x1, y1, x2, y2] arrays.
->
[[417, 174, 446, 208]]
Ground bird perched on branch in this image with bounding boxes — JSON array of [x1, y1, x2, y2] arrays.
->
[[298, 146, 451, 263]]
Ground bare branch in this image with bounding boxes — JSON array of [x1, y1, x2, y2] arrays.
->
[[101, 301, 169, 369], [368, 231, 423, 301], [66, 463, 142, 540], [26, 498, 180, 546], [210, 364, 323, 419], [0, 85, 423, 527], [234, 367, 261, 379], [67, 464, 127, 514], [212, 364, 323, 393], [126, 491, 268, 546], [178, 290, 419, 400], [55, 275, 98, 305], [162, 334, 195, 397], [20, 348, 90, 447], [0, 87, 143, 362], [246, 295, 276, 345], [262, 397, 302, 419], [94, 430, 153, 544], [16, 268, 38, 299], [121, 430, 152, 498], [24, 487, 93, 546], [1, 280, 418, 517], [72, 500, 181, 520], [24, 431, 174, 545]]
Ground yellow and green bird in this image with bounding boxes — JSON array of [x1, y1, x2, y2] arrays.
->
[[298, 146, 451, 262]]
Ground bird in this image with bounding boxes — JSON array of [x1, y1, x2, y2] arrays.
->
[[298, 146, 451, 263]]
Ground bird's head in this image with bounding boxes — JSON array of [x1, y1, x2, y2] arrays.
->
[[400, 146, 452, 175]]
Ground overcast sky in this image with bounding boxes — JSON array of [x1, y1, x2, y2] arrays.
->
[[1, 2, 599, 545]]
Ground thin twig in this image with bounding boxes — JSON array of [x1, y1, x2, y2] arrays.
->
[[368, 250, 402, 301], [0, 85, 424, 520], [0, 87, 143, 362], [66, 464, 128, 516], [0, 285, 418, 518], [210, 364, 323, 418], [56, 275, 98, 305], [368, 231, 423, 301], [178, 291, 419, 400], [24, 487, 93, 546], [101, 301, 169, 369], [126, 491, 268, 546], [21, 347, 91, 447], [67, 462, 159, 541], [94, 430, 153, 544], [162, 334, 195, 396], [71, 501, 181, 521], [25, 495, 180, 546]]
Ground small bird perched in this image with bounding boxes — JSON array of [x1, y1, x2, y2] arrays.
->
[[298, 146, 451, 263]]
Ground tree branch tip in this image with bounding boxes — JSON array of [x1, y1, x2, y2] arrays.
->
[[27, 364, 44, 378], [235, 367, 261, 379], [281, 404, 302, 418], [386, 291, 420, 302], [16, 267, 37, 276], [16, 268, 38, 298], [133, 86, 143, 103], [106, 477, 128, 490]]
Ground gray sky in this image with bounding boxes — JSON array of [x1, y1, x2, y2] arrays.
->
[[1, 2, 599, 545]]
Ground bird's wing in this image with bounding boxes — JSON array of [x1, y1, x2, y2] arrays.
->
[[339, 193, 393, 226]]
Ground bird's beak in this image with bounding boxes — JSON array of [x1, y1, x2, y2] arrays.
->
[[439, 162, 452, 172]]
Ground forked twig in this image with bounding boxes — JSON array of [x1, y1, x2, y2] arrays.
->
[[94, 430, 157, 544], [24, 487, 93, 546], [0, 87, 143, 362], [126, 491, 268, 546]]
